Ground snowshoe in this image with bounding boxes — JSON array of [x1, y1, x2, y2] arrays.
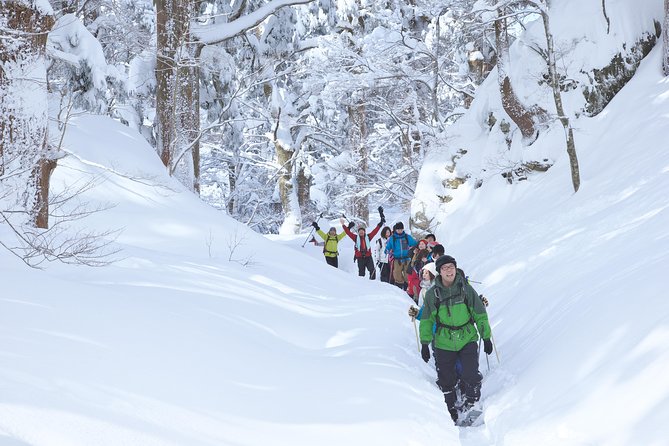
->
[[455, 401, 484, 427]]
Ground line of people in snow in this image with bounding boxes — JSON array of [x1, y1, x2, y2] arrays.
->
[[310, 210, 494, 426]]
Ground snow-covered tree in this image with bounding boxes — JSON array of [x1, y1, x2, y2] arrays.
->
[[1, 0, 56, 229]]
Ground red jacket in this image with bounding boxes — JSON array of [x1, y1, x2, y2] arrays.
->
[[342, 223, 382, 258]]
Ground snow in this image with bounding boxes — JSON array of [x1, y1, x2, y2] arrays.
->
[[1, 3, 669, 446], [192, 0, 313, 45]]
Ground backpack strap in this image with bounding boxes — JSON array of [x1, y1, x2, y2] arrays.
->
[[323, 234, 339, 255], [433, 280, 474, 332]]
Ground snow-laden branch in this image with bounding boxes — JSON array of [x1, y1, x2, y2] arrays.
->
[[192, 0, 314, 45]]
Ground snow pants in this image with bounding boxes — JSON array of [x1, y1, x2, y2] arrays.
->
[[434, 342, 482, 411], [392, 259, 410, 285], [356, 256, 376, 279], [379, 262, 390, 283], [325, 256, 338, 268]]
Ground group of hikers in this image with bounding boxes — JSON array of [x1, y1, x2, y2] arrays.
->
[[309, 206, 494, 427]]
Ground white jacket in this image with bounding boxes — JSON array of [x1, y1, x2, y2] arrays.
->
[[375, 237, 389, 263]]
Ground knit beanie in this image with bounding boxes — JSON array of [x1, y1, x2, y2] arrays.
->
[[435, 255, 457, 272], [393, 222, 404, 230]]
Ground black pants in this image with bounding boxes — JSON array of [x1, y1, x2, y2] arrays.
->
[[434, 342, 482, 411], [356, 256, 376, 279], [379, 262, 390, 282], [325, 256, 338, 268]]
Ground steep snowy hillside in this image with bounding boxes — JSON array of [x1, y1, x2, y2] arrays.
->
[[0, 116, 457, 445], [413, 0, 664, 225], [411, 10, 669, 446], [2, 6, 668, 444]]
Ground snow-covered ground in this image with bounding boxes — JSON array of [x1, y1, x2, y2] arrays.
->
[[2, 37, 669, 446]]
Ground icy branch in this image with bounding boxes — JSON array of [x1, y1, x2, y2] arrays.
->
[[192, 0, 314, 45]]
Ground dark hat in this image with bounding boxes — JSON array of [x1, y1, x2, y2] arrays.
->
[[435, 255, 457, 272], [393, 222, 404, 230]]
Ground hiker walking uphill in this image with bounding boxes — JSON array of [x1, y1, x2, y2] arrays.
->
[[312, 223, 346, 268], [375, 226, 392, 283], [340, 215, 384, 279], [384, 222, 417, 289], [419, 255, 493, 426]]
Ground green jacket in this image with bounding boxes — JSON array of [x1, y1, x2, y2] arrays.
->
[[419, 272, 492, 351], [316, 229, 346, 258]]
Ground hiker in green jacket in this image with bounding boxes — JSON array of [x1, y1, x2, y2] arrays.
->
[[312, 222, 347, 268], [419, 255, 493, 425]]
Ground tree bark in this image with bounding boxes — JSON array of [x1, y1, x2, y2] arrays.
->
[[541, 5, 580, 192], [274, 108, 301, 234], [494, 7, 541, 142], [155, 0, 200, 192], [296, 161, 310, 209], [0, 1, 55, 228], [348, 102, 369, 224]]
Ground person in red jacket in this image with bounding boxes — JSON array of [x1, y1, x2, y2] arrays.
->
[[340, 216, 384, 279]]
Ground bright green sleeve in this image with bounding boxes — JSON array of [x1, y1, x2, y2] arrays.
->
[[337, 231, 347, 241], [419, 289, 437, 344], [316, 229, 327, 241]]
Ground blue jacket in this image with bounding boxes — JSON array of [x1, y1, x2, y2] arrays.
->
[[384, 231, 417, 261]]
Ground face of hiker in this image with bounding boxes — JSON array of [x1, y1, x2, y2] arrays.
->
[[422, 269, 432, 281], [418, 241, 426, 250], [358, 229, 366, 237], [440, 263, 456, 283], [329, 228, 336, 236]]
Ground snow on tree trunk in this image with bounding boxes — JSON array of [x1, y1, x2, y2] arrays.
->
[[664, 0, 669, 75], [155, 0, 199, 192], [296, 161, 310, 210], [274, 108, 301, 235], [0, 1, 55, 228], [494, 7, 542, 143], [541, 4, 580, 193], [349, 102, 369, 225]]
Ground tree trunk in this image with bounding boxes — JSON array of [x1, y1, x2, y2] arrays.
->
[[155, 0, 178, 169], [32, 158, 58, 229], [494, 7, 541, 142], [0, 1, 55, 228], [274, 109, 301, 234], [296, 161, 310, 209], [542, 6, 580, 193], [155, 0, 200, 192], [348, 103, 369, 224]]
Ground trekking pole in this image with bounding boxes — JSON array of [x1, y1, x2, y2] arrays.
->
[[301, 212, 323, 247], [412, 317, 420, 352], [465, 275, 483, 285], [491, 333, 501, 364]]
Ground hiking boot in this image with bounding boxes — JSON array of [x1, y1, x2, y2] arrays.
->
[[458, 399, 475, 417]]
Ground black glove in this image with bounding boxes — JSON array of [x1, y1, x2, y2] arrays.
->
[[378, 206, 385, 220], [347, 221, 355, 229], [483, 339, 493, 355], [380, 218, 386, 226], [311, 222, 320, 230], [421, 344, 430, 363]]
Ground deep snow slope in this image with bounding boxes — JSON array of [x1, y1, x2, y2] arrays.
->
[[413, 37, 669, 446], [0, 116, 460, 445]]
